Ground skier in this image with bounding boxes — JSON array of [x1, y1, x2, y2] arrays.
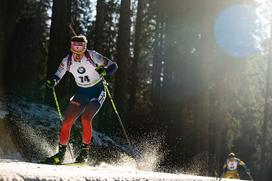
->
[[45, 35, 118, 164], [219, 152, 253, 180]]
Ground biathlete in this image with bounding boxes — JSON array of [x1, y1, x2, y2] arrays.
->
[[45, 35, 118, 164]]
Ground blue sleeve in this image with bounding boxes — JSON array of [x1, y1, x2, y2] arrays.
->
[[89, 50, 118, 75], [105, 62, 118, 75]]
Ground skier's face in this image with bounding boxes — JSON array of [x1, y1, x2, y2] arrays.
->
[[73, 53, 84, 62], [71, 41, 86, 54], [228, 157, 235, 162]]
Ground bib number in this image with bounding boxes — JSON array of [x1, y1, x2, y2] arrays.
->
[[227, 161, 238, 170], [79, 76, 90, 83]]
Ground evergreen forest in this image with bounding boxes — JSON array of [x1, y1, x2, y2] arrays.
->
[[1, 0, 272, 180]]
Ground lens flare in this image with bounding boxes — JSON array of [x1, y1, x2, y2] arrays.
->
[[213, 1, 271, 58]]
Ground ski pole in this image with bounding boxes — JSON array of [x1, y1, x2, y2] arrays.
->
[[248, 173, 254, 181], [52, 87, 63, 120], [101, 78, 134, 155], [102, 78, 141, 169], [51, 87, 74, 160]]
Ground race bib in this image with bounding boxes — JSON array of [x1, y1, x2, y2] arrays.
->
[[227, 160, 238, 170]]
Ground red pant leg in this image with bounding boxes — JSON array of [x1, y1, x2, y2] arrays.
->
[[59, 102, 81, 145], [81, 103, 99, 144]]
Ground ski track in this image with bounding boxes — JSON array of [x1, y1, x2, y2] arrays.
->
[[0, 97, 249, 181], [0, 159, 246, 181]]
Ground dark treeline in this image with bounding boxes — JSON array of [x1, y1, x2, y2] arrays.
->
[[1, 0, 272, 180]]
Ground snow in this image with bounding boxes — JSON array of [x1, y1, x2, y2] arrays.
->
[[0, 97, 8, 119], [0, 159, 242, 181], [0, 110, 8, 119], [0, 97, 249, 181]]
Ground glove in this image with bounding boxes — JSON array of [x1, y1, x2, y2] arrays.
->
[[46, 78, 57, 88], [95, 66, 107, 76]]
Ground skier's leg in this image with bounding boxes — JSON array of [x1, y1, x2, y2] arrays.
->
[[76, 101, 100, 163], [81, 101, 100, 144], [59, 102, 82, 145], [45, 102, 82, 164], [225, 171, 239, 179], [75, 82, 106, 163]]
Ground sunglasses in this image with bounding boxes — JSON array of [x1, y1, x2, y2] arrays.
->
[[71, 42, 86, 53]]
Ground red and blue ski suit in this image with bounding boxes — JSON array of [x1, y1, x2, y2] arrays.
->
[[53, 50, 117, 145]]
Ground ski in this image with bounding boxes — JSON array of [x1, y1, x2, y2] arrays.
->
[[60, 162, 89, 167], [34, 161, 90, 167]]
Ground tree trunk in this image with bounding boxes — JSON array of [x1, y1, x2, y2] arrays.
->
[[195, 0, 210, 157], [0, 0, 26, 90], [114, 0, 131, 128], [128, 0, 144, 124], [45, 0, 72, 104], [260, 21, 272, 180], [94, 0, 106, 53], [151, 0, 165, 122]]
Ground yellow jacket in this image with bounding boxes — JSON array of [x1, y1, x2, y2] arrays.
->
[[221, 157, 250, 179]]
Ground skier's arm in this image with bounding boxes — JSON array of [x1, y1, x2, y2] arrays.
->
[[91, 51, 118, 76], [47, 57, 68, 88], [239, 160, 253, 180], [239, 160, 249, 173], [55, 56, 69, 82], [102, 56, 118, 75]]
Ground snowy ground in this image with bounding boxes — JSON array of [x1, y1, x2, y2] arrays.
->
[[0, 159, 243, 181], [0, 96, 249, 181]]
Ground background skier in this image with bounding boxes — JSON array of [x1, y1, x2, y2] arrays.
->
[[45, 35, 118, 164], [219, 152, 253, 180]]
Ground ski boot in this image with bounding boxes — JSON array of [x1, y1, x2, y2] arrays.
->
[[75, 143, 90, 163], [44, 144, 67, 165]]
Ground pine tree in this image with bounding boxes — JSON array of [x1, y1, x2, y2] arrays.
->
[[94, 0, 106, 53], [3, 0, 50, 100], [114, 0, 131, 128], [1, 0, 27, 89], [128, 0, 144, 127], [45, 0, 72, 105]]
